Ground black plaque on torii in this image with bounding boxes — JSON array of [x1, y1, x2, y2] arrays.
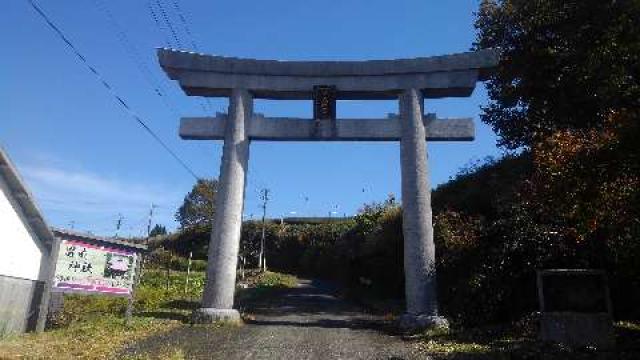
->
[[313, 85, 337, 120]]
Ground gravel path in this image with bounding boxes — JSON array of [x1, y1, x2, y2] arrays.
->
[[123, 279, 429, 359]]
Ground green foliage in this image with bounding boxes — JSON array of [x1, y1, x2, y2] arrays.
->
[[474, 0, 640, 322], [342, 202, 405, 299], [158, 225, 211, 260], [475, 0, 640, 149], [419, 320, 640, 359], [147, 249, 208, 272], [432, 155, 531, 220], [250, 271, 298, 289], [241, 197, 406, 299], [47, 295, 129, 328], [239, 219, 354, 279], [149, 224, 167, 237], [2, 315, 179, 360], [48, 269, 206, 328], [175, 179, 218, 229], [44, 267, 298, 332]]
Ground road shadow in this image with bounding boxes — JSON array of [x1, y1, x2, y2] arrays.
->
[[239, 279, 398, 335], [121, 279, 422, 359], [244, 317, 393, 332]]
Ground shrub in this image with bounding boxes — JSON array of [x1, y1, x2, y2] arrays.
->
[[47, 269, 206, 329], [251, 271, 298, 288]]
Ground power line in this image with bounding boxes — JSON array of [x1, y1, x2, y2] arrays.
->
[[27, 0, 200, 181], [170, 0, 198, 51], [162, 0, 214, 113], [146, 0, 171, 47], [155, 0, 182, 48], [94, 0, 182, 120], [145, 0, 211, 113]]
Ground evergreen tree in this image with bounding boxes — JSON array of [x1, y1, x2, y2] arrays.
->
[[175, 179, 218, 229], [149, 224, 167, 237]]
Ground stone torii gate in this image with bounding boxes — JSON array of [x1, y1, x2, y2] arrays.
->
[[158, 48, 498, 329]]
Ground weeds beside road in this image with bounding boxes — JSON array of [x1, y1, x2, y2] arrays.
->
[[2, 268, 639, 359], [0, 269, 297, 360]]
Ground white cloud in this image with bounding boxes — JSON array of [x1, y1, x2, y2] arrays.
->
[[18, 163, 184, 237]]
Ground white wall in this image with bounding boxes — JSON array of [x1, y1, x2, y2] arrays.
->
[[0, 185, 43, 280]]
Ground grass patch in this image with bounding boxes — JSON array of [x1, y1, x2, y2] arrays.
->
[[47, 269, 206, 328], [0, 268, 298, 359], [415, 319, 640, 360], [251, 271, 298, 289], [0, 315, 179, 360], [0, 268, 200, 359], [421, 339, 492, 356], [235, 270, 299, 318]]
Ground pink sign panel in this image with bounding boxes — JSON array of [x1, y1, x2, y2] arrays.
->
[[53, 239, 138, 296]]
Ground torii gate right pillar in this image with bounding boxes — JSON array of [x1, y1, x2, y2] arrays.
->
[[398, 88, 448, 330]]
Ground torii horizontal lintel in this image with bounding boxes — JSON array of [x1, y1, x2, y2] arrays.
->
[[180, 114, 474, 142], [158, 48, 499, 100]]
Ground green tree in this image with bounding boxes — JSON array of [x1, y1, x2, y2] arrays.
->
[[475, 0, 640, 149], [175, 179, 218, 229], [149, 224, 167, 237], [475, 1, 640, 320]]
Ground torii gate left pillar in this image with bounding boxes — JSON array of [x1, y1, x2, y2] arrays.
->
[[158, 48, 498, 330], [198, 89, 252, 319]]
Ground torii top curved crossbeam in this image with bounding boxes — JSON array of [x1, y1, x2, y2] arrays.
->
[[158, 48, 498, 100]]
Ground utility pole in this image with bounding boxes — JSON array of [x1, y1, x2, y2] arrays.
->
[[115, 213, 124, 238], [146, 203, 158, 239], [258, 188, 270, 272], [140, 203, 158, 282]]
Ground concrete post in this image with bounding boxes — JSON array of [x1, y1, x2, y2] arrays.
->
[[398, 88, 448, 331], [193, 89, 252, 323]]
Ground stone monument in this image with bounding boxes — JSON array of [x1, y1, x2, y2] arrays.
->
[[537, 269, 615, 348]]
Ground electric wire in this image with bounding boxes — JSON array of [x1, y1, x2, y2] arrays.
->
[[146, 0, 171, 48], [27, 0, 200, 181], [93, 0, 182, 120], [170, 0, 198, 51], [155, 0, 182, 48], [147, 0, 213, 114], [161, 0, 213, 113]]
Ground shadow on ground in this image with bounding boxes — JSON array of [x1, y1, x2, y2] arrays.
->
[[121, 279, 422, 359]]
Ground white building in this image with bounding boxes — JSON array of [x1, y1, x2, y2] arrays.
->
[[0, 147, 56, 334]]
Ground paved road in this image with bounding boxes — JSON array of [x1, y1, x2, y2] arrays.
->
[[124, 279, 428, 359]]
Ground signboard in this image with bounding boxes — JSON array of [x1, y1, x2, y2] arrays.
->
[[53, 239, 138, 296], [313, 85, 337, 120]]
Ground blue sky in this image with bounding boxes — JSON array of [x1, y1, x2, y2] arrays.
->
[[1, 0, 501, 237]]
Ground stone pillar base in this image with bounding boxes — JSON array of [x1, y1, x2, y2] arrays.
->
[[192, 308, 241, 324], [398, 314, 449, 333]]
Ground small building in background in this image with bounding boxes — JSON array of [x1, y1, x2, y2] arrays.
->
[[0, 147, 57, 334]]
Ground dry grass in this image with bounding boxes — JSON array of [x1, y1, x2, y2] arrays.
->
[[0, 315, 179, 359], [0, 269, 298, 359]]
